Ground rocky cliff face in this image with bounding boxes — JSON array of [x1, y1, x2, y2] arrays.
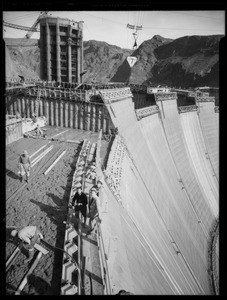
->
[[4, 34, 222, 87], [82, 40, 132, 83], [4, 38, 40, 81], [111, 34, 222, 87], [111, 35, 173, 84], [148, 34, 221, 87]]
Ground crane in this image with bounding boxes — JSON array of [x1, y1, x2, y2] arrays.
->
[[126, 24, 142, 49], [3, 21, 40, 33], [3, 11, 49, 39], [126, 23, 142, 68], [25, 11, 49, 39]]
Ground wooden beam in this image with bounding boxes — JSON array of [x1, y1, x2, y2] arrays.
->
[[31, 145, 53, 164], [30, 143, 49, 158], [43, 150, 66, 175], [51, 129, 69, 139], [31, 146, 53, 167], [33, 243, 49, 255], [14, 251, 43, 295], [6, 243, 23, 272]]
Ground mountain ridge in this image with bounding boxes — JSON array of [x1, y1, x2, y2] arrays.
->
[[4, 34, 223, 87]]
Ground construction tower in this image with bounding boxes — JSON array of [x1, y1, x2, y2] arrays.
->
[[39, 16, 83, 83]]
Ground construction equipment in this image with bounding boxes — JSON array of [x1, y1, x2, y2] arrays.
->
[[25, 11, 49, 39], [3, 21, 40, 33], [127, 23, 143, 49], [3, 11, 49, 40]]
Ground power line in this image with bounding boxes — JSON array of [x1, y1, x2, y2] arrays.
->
[[77, 12, 95, 41], [4, 12, 39, 23], [79, 12, 126, 26], [142, 25, 224, 31], [171, 11, 224, 22]]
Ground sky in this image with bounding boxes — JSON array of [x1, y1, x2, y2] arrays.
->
[[3, 10, 225, 49]]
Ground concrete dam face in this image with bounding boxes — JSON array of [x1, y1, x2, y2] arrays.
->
[[98, 88, 219, 294]]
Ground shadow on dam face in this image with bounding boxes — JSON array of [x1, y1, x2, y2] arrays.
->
[[99, 88, 219, 295]]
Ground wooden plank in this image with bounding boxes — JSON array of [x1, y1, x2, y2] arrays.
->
[[14, 251, 43, 295], [77, 211, 82, 295], [44, 150, 66, 175], [30, 143, 49, 159], [51, 129, 69, 139], [6, 243, 22, 272], [31, 146, 53, 167], [33, 243, 49, 255], [81, 256, 86, 294], [31, 145, 53, 165]]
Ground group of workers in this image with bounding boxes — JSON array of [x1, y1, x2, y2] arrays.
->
[[11, 162, 134, 294], [12, 150, 104, 262], [71, 180, 103, 234]]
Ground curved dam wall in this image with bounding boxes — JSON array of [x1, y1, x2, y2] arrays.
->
[[98, 88, 219, 295]]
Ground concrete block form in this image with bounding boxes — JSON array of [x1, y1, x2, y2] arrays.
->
[[62, 261, 77, 282], [64, 241, 78, 259], [65, 226, 77, 242], [61, 138, 93, 293], [61, 283, 78, 295]]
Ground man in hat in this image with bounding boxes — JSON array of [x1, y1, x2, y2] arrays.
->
[[11, 226, 43, 263], [71, 186, 88, 226], [89, 179, 103, 198], [87, 189, 102, 234], [18, 150, 31, 183], [35, 124, 43, 136]]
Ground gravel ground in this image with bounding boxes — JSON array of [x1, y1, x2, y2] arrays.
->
[[5, 127, 108, 295]]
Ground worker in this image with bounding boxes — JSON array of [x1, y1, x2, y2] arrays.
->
[[32, 114, 37, 123], [35, 124, 43, 136], [11, 226, 43, 263], [89, 179, 103, 197], [87, 189, 102, 234], [71, 186, 88, 226], [18, 150, 31, 183]]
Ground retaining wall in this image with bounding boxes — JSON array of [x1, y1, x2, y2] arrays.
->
[[6, 118, 23, 145], [5, 95, 112, 134]]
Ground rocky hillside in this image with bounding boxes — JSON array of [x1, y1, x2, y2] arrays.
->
[[4, 34, 223, 87], [83, 40, 132, 83], [111, 35, 173, 84], [4, 38, 132, 83], [4, 38, 40, 81], [111, 34, 222, 87]]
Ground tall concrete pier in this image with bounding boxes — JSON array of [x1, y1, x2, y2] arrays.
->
[[39, 16, 83, 83]]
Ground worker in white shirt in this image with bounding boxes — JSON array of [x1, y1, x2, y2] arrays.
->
[[11, 226, 43, 263]]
